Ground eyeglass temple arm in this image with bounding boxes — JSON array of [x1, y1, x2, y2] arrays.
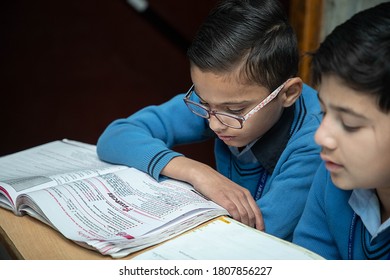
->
[[243, 82, 287, 121]]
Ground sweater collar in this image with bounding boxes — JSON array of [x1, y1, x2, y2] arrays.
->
[[251, 104, 295, 174]]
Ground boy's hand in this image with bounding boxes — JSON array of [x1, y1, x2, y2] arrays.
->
[[162, 157, 264, 231], [193, 169, 264, 231]]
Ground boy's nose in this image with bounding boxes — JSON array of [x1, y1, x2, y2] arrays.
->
[[314, 118, 337, 150], [208, 114, 227, 132]]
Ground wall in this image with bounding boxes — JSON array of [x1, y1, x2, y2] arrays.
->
[[0, 0, 218, 165], [321, 0, 388, 40], [288, 0, 387, 85], [0, 0, 294, 166]]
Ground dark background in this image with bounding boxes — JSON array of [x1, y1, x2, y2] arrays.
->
[[0, 0, 290, 166]]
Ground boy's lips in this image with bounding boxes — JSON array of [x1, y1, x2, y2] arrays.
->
[[217, 134, 235, 141], [321, 154, 343, 172]]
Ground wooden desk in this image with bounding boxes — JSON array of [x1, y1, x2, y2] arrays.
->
[[1, 207, 324, 260], [0, 207, 147, 260]]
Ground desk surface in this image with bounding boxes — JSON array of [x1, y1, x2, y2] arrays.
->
[[0, 207, 324, 260], [0, 207, 150, 260]]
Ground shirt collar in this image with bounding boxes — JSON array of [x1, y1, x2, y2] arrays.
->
[[349, 189, 390, 240], [229, 138, 259, 164]]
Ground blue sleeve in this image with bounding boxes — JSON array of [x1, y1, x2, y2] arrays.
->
[[292, 163, 341, 259], [97, 94, 211, 180]]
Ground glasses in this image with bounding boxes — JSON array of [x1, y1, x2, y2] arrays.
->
[[183, 81, 287, 129]]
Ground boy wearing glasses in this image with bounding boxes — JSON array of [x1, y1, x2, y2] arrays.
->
[[97, 0, 322, 240], [293, 3, 390, 259]]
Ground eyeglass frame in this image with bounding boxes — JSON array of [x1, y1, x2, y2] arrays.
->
[[183, 81, 288, 129]]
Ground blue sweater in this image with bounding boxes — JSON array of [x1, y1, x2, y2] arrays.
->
[[293, 163, 390, 259], [97, 84, 322, 240]]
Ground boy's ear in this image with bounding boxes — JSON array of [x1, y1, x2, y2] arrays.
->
[[280, 77, 303, 107]]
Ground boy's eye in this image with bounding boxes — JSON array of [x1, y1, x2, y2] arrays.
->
[[199, 101, 244, 115], [342, 123, 361, 132], [199, 101, 210, 108], [226, 108, 245, 115], [340, 116, 363, 132]]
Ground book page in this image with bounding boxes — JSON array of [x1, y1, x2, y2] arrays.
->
[[19, 168, 228, 257], [133, 217, 324, 260], [0, 140, 127, 209]]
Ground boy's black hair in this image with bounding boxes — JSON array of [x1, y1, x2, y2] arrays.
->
[[187, 0, 298, 91], [312, 2, 390, 113]]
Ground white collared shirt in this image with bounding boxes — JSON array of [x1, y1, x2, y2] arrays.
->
[[349, 189, 390, 241], [228, 139, 259, 164]]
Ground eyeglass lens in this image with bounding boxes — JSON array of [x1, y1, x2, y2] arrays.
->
[[185, 102, 242, 128]]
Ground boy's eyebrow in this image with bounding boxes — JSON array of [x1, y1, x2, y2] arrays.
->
[[318, 94, 368, 119], [220, 100, 252, 106], [332, 106, 368, 119]]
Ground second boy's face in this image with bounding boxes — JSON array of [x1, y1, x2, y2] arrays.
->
[[190, 66, 286, 148], [315, 75, 390, 191]]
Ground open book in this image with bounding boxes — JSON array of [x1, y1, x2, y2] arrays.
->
[[0, 139, 228, 258]]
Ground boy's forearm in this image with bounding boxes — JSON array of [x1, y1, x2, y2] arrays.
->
[[161, 156, 215, 189]]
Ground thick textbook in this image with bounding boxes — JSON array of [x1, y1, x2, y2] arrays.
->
[[0, 139, 228, 258]]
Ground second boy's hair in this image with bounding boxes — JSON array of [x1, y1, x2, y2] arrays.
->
[[187, 0, 298, 91], [311, 2, 390, 113]]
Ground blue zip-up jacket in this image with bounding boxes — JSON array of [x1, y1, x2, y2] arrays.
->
[[97, 84, 322, 240], [293, 163, 390, 259]]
